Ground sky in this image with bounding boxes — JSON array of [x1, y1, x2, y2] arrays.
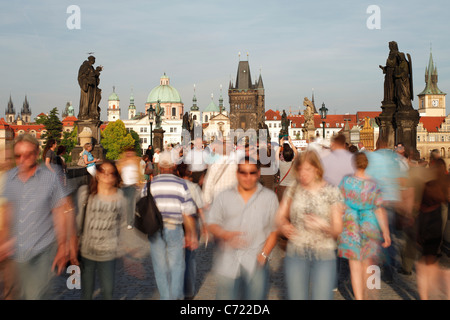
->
[[1, 0, 449, 120]]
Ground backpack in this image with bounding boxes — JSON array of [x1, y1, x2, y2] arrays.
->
[[134, 181, 163, 237]]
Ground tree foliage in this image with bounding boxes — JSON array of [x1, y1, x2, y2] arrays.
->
[[101, 120, 136, 160], [39, 107, 63, 145], [60, 126, 78, 163], [128, 129, 142, 155]]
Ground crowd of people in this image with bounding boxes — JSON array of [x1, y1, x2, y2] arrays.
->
[[0, 132, 449, 300]]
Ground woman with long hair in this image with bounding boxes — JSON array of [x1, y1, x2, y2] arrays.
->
[[81, 142, 99, 176], [276, 150, 344, 300], [76, 160, 127, 299], [337, 152, 391, 300], [42, 139, 57, 172]]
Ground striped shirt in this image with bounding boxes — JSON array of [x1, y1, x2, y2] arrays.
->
[[141, 174, 196, 225], [2, 165, 67, 262]]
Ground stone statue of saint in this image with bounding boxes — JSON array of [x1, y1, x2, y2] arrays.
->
[[281, 110, 290, 134], [303, 97, 314, 128], [182, 112, 190, 131], [78, 56, 103, 120], [154, 100, 164, 129], [379, 41, 398, 105]]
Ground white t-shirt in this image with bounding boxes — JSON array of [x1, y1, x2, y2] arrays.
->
[[153, 153, 160, 163], [121, 164, 139, 186]]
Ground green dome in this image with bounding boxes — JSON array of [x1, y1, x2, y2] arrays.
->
[[108, 87, 120, 101], [146, 74, 182, 104], [204, 99, 220, 112]]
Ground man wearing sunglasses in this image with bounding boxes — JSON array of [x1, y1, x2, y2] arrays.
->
[[0, 134, 76, 299], [207, 156, 279, 300]]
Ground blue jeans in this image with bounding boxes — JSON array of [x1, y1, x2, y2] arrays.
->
[[16, 243, 57, 300], [80, 257, 116, 300], [216, 263, 270, 300], [122, 185, 138, 226], [184, 218, 201, 298], [149, 224, 185, 300], [285, 252, 336, 300]]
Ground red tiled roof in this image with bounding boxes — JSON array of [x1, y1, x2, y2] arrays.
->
[[265, 109, 281, 120], [419, 116, 445, 132], [62, 116, 78, 124], [0, 118, 11, 130], [356, 111, 381, 121]]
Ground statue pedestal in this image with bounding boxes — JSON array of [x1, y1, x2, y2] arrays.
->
[[72, 119, 105, 166], [394, 109, 420, 159], [375, 103, 396, 149], [153, 128, 165, 151], [75, 119, 103, 145]]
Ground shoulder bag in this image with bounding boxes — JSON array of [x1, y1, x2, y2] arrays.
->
[[134, 181, 164, 237]]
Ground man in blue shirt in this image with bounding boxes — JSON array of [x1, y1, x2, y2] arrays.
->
[[207, 156, 279, 300], [366, 136, 404, 282], [1, 134, 76, 299]]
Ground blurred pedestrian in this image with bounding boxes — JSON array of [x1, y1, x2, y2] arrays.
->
[[207, 156, 279, 300], [152, 148, 161, 176], [0, 146, 18, 299], [365, 136, 404, 283], [76, 160, 127, 300], [145, 145, 154, 163], [42, 139, 58, 173], [142, 155, 153, 182], [1, 134, 76, 299], [337, 152, 391, 300], [416, 158, 450, 299], [320, 133, 355, 289], [275, 136, 297, 202], [117, 146, 142, 229], [184, 137, 208, 184], [276, 150, 344, 300], [202, 140, 238, 210], [55, 145, 67, 186], [176, 163, 207, 300], [141, 151, 198, 300]]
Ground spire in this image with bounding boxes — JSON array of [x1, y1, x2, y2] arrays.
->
[[419, 48, 445, 95], [21, 95, 31, 114], [191, 84, 199, 111], [235, 60, 252, 90], [219, 84, 224, 113], [6, 95, 15, 114], [311, 89, 318, 114], [129, 87, 135, 107]]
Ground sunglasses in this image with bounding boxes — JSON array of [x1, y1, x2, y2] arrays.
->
[[14, 151, 36, 159], [238, 170, 258, 176]]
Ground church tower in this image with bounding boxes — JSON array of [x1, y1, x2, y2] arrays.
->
[[21, 95, 31, 123], [5, 95, 15, 123], [128, 89, 136, 120], [418, 49, 446, 116], [107, 86, 120, 122], [189, 84, 201, 125], [228, 56, 265, 130]]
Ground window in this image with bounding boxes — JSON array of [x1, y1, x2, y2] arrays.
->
[[205, 115, 208, 122], [172, 108, 176, 117], [269, 123, 272, 128]]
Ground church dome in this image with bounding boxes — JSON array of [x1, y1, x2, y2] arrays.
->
[[146, 73, 182, 104], [108, 86, 119, 101]]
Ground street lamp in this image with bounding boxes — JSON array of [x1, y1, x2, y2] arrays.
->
[[148, 104, 155, 147], [319, 102, 328, 139]]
